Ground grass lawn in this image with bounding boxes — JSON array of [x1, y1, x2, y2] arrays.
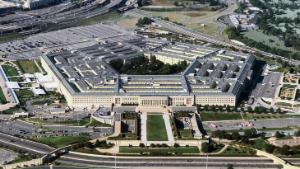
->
[[219, 146, 256, 156], [147, 114, 168, 141], [252, 138, 268, 150], [32, 99, 52, 105], [119, 146, 199, 155], [15, 60, 40, 74], [36, 136, 89, 148], [8, 76, 23, 82], [89, 119, 111, 127], [200, 112, 242, 121], [200, 112, 293, 121], [0, 87, 6, 104], [2, 64, 19, 77], [179, 129, 193, 139], [15, 89, 34, 103], [25, 117, 91, 126], [188, 23, 221, 37]]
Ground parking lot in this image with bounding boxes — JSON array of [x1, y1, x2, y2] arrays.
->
[[203, 118, 300, 131]]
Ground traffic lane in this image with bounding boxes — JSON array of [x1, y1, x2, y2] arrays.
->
[[59, 157, 281, 168], [0, 132, 55, 154]]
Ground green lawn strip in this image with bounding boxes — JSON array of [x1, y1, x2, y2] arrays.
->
[[15, 60, 40, 74], [74, 147, 103, 155], [219, 146, 256, 156], [200, 112, 295, 121], [0, 87, 7, 104], [200, 112, 241, 121], [8, 77, 23, 82], [35, 136, 89, 148], [2, 64, 19, 77], [119, 146, 199, 154], [24, 117, 91, 126], [88, 119, 111, 127], [31, 99, 53, 105], [147, 114, 168, 141]]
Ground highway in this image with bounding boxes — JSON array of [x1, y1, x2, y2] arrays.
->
[[0, 0, 123, 34], [0, 132, 54, 155], [0, 132, 299, 168], [127, 9, 300, 66], [58, 152, 282, 168]]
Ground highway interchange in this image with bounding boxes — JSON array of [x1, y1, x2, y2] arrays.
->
[[0, 0, 123, 35], [126, 9, 300, 66]]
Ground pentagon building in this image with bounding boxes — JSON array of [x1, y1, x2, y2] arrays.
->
[[41, 24, 255, 110]]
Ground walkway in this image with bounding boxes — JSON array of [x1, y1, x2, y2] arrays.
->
[[163, 113, 174, 143], [141, 113, 147, 144]]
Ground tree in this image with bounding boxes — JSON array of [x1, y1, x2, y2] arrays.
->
[[136, 17, 153, 27], [227, 164, 234, 169], [275, 131, 285, 139], [201, 142, 210, 153], [294, 129, 300, 137], [232, 131, 241, 140], [265, 144, 276, 153], [279, 145, 291, 155], [84, 142, 94, 149], [244, 128, 257, 139]]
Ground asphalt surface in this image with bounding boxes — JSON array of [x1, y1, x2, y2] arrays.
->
[[0, 0, 123, 34], [203, 118, 300, 131], [0, 132, 54, 155], [58, 152, 282, 169]]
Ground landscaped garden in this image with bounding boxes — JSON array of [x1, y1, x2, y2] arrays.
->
[[172, 111, 194, 139], [279, 84, 297, 100], [147, 114, 168, 141], [110, 56, 188, 75]]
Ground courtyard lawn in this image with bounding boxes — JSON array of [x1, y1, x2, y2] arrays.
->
[[147, 114, 168, 141], [1, 64, 18, 77], [15, 60, 40, 74], [36, 135, 89, 148], [0, 87, 6, 104], [179, 129, 193, 139], [119, 146, 199, 155]]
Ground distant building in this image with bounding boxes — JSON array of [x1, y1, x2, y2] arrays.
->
[[229, 13, 258, 31]]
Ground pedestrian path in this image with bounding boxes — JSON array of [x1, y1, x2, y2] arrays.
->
[[163, 113, 174, 143], [141, 113, 147, 144]]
